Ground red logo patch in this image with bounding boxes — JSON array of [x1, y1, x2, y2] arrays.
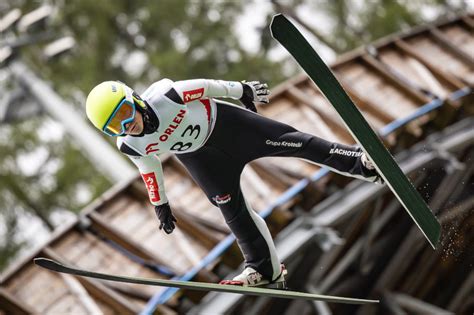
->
[[183, 88, 204, 103], [141, 172, 160, 203], [212, 194, 232, 205]]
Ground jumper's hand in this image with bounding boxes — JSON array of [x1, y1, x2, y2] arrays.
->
[[154, 203, 177, 234], [361, 153, 384, 184], [240, 81, 270, 112]]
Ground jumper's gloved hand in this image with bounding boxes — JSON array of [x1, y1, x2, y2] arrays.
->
[[361, 153, 384, 184], [239, 81, 270, 113], [154, 203, 177, 234]]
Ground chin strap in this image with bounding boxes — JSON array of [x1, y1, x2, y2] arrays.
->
[[132, 102, 160, 137]]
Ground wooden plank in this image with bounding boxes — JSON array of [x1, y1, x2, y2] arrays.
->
[[286, 86, 349, 134], [394, 39, 465, 90], [242, 165, 273, 199], [461, 15, 474, 28], [43, 247, 139, 314], [429, 28, 474, 67], [175, 208, 230, 235], [299, 105, 339, 141], [405, 56, 450, 99], [61, 273, 104, 315], [361, 54, 431, 104], [88, 212, 173, 269], [340, 80, 395, 124], [332, 61, 420, 121], [0, 288, 36, 315], [172, 205, 222, 248], [252, 160, 296, 188], [388, 292, 454, 315]]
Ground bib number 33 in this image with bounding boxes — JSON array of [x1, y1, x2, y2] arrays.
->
[[170, 124, 201, 152]]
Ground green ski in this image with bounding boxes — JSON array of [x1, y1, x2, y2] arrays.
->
[[270, 14, 440, 249], [34, 258, 378, 304]]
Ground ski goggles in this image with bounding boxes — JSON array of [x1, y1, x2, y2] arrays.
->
[[103, 87, 136, 136]]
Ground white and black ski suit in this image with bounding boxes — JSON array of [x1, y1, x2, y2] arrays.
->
[[117, 78, 379, 282]]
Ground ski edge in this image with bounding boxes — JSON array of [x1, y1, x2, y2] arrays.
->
[[33, 258, 379, 304]]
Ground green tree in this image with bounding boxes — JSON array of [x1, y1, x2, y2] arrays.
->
[[268, 0, 469, 53], [0, 0, 288, 270]]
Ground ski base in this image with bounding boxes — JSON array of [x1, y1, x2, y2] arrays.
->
[[270, 13, 441, 249], [34, 258, 378, 305]]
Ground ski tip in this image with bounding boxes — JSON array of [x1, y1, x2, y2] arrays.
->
[[270, 13, 288, 36], [34, 257, 61, 270]]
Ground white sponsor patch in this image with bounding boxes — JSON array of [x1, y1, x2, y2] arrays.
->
[[266, 140, 303, 148], [329, 148, 363, 157]]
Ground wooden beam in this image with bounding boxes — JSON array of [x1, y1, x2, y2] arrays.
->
[[131, 177, 229, 236], [317, 239, 364, 293], [394, 39, 465, 90], [175, 208, 230, 235], [252, 160, 296, 188], [89, 212, 217, 280], [405, 56, 449, 99], [427, 160, 468, 213], [242, 165, 272, 199], [88, 212, 175, 271], [429, 28, 474, 68], [388, 292, 454, 315], [359, 197, 383, 275], [0, 288, 36, 315], [460, 15, 474, 28], [381, 291, 407, 315], [42, 247, 139, 315], [341, 82, 396, 123], [61, 273, 104, 315], [299, 105, 340, 141], [361, 54, 432, 104], [172, 205, 222, 248], [168, 228, 220, 283], [172, 228, 205, 267], [285, 86, 348, 132], [103, 282, 152, 301], [447, 272, 474, 312]]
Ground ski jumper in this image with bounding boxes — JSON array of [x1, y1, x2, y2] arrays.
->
[[117, 78, 379, 281]]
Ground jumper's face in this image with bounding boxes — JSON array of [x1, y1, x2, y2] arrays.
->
[[124, 110, 144, 135]]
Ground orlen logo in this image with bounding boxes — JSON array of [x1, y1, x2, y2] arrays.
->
[[145, 143, 159, 155], [183, 88, 204, 103]]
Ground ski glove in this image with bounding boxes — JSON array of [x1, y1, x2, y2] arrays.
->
[[154, 203, 177, 234], [239, 81, 270, 113], [361, 153, 384, 185]]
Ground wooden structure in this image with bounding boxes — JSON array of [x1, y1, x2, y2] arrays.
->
[[1, 13, 473, 315]]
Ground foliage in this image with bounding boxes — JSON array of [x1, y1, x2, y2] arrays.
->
[[267, 0, 469, 53]]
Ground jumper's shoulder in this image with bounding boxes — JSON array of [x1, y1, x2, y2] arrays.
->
[[142, 78, 174, 99], [141, 78, 177, 107], [116, 137, 142, 157]]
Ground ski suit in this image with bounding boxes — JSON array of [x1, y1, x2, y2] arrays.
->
[[117, 78, 379, 281]]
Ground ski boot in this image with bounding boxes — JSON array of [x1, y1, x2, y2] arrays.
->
[[219, 264, 287, 289]]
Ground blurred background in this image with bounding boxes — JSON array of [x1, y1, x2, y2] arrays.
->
[[0, 1, 472, 315]]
